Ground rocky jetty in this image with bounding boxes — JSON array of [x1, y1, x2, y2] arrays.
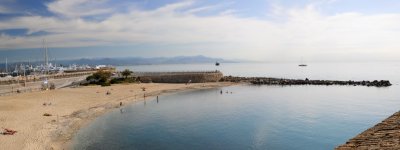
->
[[220, 76, 392, 87]]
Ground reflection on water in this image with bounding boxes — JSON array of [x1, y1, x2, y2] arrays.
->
[[73, 62, 400, 150]]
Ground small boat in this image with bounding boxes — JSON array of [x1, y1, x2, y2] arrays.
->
[[298, 57, 307, 67], [215, 62, 220, 66], [298, 64, 307, 67]]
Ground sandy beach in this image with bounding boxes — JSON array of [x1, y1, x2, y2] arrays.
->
[[0, 82, 236, 150]]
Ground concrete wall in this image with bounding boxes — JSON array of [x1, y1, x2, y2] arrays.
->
[[0, 75, 89, 96], [137, 71, 223, 83], [0, 69, 117, 96]]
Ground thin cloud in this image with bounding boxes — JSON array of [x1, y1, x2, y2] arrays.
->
[[46, 0, 114, 18]]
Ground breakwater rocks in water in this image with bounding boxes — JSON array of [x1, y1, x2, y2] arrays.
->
[[220, 76, 392, 87]]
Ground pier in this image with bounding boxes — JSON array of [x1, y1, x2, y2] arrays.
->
[[221, 76, 392, 87]]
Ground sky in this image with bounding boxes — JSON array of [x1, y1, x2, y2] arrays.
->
[[1, 0, 400, 62]]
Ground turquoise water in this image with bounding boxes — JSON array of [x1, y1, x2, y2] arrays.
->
[[74, 62, 400, 150]]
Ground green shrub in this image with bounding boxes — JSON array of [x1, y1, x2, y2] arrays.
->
[[110, 77, 136, 84], [122, 69, 133, 79], [86, 70, 112, 85], [125, 77, 137, 83], [100, 82, 111, 86], [110, 78, 124, 84]]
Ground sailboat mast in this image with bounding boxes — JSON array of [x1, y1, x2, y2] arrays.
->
[[23, 63, 26, 87], [5, 58, 7, 73], [43, 39, 49, 75], [15, 64, 18, 76], [46, 44, 48, 69]]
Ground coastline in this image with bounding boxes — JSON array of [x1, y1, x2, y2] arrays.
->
[[0, 82, 238, 150]]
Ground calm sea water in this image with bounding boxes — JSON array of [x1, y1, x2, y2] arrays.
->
[[73, 62, 400, 150]]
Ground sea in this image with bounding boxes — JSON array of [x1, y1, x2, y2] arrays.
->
[[72, 62, 400, 150]]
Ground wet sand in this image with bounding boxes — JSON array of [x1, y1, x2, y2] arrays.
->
[[0, 82, 236, 150]]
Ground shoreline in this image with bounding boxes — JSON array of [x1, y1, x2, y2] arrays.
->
[[0, 82, 238, 150]]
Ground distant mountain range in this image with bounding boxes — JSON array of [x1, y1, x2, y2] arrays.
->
[[0, 56, 236, 69], [0, 55, 240, 72], [58, 55, 236, 66]]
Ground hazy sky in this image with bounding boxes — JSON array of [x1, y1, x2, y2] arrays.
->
[[1, 0, 400, 62]]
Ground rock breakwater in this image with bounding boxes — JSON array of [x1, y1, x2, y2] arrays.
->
[[221, 76, 391, 87]]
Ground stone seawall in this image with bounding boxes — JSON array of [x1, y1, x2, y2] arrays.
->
[[336, 111, 400, 149], [136, 71, 223, 83]]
